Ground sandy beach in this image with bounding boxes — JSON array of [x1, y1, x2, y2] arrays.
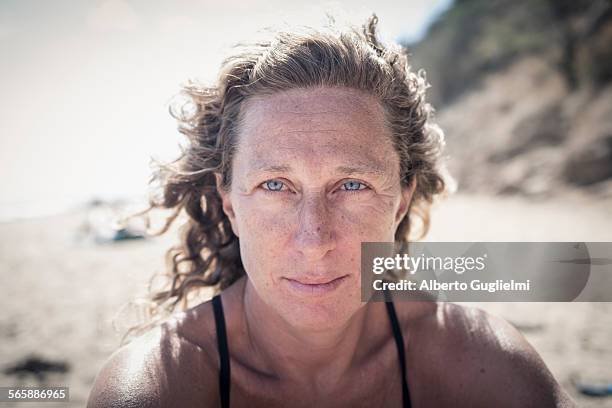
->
[[0, 192, 611, 407]]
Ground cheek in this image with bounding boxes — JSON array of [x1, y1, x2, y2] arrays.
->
[[237, 202, 292, 243], [336, 198, 398, 241], [233, 202, 293, 280]]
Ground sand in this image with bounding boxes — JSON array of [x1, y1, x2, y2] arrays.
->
[[0, 192, 611, 407]]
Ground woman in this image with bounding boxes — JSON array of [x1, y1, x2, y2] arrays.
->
[[88, 15, 575, 408]]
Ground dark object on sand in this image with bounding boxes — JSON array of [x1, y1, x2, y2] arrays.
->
[[110, 227, 145, 242], [93, 227, 146, 244], [576, 382, 612, 397], [3, 355, 70, 382]]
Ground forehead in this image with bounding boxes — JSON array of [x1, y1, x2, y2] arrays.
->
[[236, 87, 397, 165]]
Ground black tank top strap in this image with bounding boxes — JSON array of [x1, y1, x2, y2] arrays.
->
[[212, 295, 231, 408], [384, 290, 413, 408]]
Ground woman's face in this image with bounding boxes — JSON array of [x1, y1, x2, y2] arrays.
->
[[218, 87, 414, 329]]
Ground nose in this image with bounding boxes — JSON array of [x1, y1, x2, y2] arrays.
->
[[294, 194, 336, 261]]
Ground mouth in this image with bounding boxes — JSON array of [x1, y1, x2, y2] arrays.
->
[[281, 275, 349, 296]]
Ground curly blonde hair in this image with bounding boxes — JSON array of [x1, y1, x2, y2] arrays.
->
[[120, 14, 452, 342]]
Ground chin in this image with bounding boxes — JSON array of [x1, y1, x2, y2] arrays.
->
[[275, 285, 364, 331]]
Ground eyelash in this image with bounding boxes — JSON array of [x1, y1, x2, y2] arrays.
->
[[259, 179, 370, 195]]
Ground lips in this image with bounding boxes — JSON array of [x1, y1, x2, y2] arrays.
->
[[289, 276, 344, 285], [282, 275, 349, 296]]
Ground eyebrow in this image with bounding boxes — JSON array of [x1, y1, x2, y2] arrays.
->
[[247, 162, 388, 178]]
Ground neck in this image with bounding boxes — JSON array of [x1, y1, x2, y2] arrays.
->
[[239, 277, 374, 391]]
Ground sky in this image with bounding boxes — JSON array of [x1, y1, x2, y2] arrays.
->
[[0, 0, 452, 220]]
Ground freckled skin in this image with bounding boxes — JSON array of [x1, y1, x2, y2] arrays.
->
[[224, 87, 410, 330]]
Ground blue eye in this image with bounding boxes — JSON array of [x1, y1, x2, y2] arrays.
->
[[341, 181, 367, 191], [262, 180, 286, 192]]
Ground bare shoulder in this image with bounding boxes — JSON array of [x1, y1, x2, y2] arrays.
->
[[87, 301, 221, 408], [87, 324, 168, 408], [396, 301, 576, 407]]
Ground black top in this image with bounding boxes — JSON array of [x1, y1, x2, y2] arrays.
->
[[211, 293, 412, 408]]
